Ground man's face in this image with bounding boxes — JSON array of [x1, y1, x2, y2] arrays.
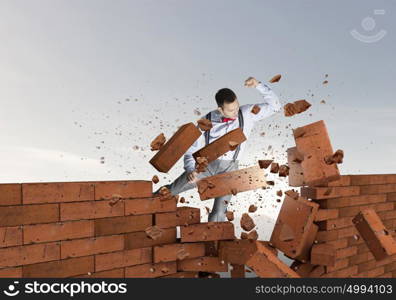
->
[[218, 99, 240, 119]]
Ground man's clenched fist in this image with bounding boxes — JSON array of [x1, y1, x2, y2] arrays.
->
[[244, 77, 260, 88]]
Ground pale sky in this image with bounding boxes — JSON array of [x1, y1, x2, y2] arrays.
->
[[0, 1, 395, 229]]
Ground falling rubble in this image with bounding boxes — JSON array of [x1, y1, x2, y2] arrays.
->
[[1, 115, 396, 278]]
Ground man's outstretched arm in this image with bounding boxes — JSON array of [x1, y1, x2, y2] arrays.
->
[[183, 134, 204, 183], [243, 76, 282, 121]]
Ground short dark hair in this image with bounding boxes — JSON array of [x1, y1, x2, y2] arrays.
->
[[215, 88, 237, 107]]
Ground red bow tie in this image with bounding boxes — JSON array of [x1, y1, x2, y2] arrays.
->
[[222, 117, 236, 123]]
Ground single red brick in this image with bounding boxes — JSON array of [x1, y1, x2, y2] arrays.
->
[[149, 123, 202, 173], [246, 241, 300, 278], [270, 195, 319, 259], [193, 128, 246, 164], [95, 248, 152, 272], [350, 175, 396, 186], [60, 235, 124, 259], [94, 215, 152, 236], [161, 271, 199, 278], [60, 199, 124, 221], [318, 216, 354, 231], [125, 196, 177, 216], [124, 228, 177, 249], [0, 242, 60, 268], [326, 258, 349, 273], [180, 222, 235, 242], [311, 243, 336, 266], [322, 265, 358, 278], [75, 268, 124, 278], [175, 206, 201, 226], [320, 194, 387, 209], [197, 166, 267, 200], [0, 204, 59, 226], [153, 243, 205, 263], [24, 220, 94, 244], [22, 182, 95, 204], [301, 186, 360, 200], [293, 120, 341, 186], [326, 238, 349, 250], [177, 256, 228, 272], [0, 226, 23, 248], [154, 212, 177, 228], [336, 246, 358, 259], [338, 202, 394, 217], [95, 181, 152, 200], [353, 209, 396, 260], [360, 183, 396, 195], [314, 209, 339, 221], [318, 176, 352, 187], [348, 252, 371, 265], [23, 256, 94, 278], [0, 184, 21, 206], [125, 261, 177, 278]]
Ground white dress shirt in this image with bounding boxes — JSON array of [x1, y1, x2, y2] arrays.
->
[[183, 81, 281, 173]]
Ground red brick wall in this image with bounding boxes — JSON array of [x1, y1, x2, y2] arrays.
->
[[301, 174, 396, 278], [0, 180, 204, 278]]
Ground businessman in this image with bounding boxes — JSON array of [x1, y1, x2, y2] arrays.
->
[[155, 76, 281, 221]]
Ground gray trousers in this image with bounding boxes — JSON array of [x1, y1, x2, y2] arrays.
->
[[155, 159, 239, 222]]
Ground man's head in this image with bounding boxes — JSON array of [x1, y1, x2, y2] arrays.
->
[[215, 88, 240, 119]]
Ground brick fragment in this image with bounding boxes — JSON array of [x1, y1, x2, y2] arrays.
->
[[197, 118, 213, 131], [240, 213, 255, 231], [258, 160, 273, 169], [269, 74, 282, 83], [150, 133, 166, 151], [270, 163, 279, 173], [284, 100, 311, 117]]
